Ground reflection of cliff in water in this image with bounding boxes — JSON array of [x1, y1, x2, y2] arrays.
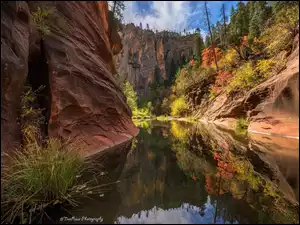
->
[[171, 121, 299, 223], [48, 121, 298, 224], [114, 122, 298, 223]]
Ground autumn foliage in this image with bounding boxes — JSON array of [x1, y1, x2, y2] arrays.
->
[[201, 46, 222, 67], [215, 70, 233, 87]]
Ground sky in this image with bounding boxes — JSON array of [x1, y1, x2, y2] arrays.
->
[[110, 1, 240, 38]]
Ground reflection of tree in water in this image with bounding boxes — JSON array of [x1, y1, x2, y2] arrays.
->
[[170, 121, 299, 224]]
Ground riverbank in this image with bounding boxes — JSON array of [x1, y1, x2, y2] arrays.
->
[[138, 116, 299, 140]]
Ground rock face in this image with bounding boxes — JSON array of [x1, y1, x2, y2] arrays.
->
[[1, 2, 31, 152], [1, 1, 138, 156], [188, 34, 299, 137], [115, 24, 194, 95]]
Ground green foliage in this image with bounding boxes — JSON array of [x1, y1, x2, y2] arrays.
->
[[31, 6, 53, 38], [20, 86, 45, 145], [248, 1, 272, 41], [193, 33, 205, 62], [170, 96, 189, 117], [121, 80, 152, 119], [260, 4, 299, 56], [122, 80, 138, 112], [226, 61, 257, 94], [0, 138, 97, 223], [235, 117, 249, 136], [255, 59, 276, 78], [218, 48, 240, 69], [173, 66, 215, 95]]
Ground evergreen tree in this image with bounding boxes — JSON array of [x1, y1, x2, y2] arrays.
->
[[193, 32, 205, 61], [220, 4, 228, 48], [109, 1, 125, 36], [205, 35, 211, 48], [215, 20, 222, 46], [248, 1, 272, 41]]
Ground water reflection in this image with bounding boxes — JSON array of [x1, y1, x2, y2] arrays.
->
[[59, 120, 299, 224], [115, 199, 238, 224]]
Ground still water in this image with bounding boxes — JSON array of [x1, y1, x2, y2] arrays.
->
[[53, 120, 299, 224]]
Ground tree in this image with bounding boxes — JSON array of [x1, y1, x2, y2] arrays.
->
[[147, 23, 149, 30], [205, 35, 211, 48], [193, 32, 205, 61], [248, 1, 272, 41], [109, 1, 125, 37], [221, 4, 228, 47], [140, 22, 143, 29], [203, 1, 219, 70]]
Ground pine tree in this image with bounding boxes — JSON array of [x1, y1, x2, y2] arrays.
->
[[215, 21, 222, 46], [248, 1, 272, 41], [193, 32, 205, 61], [221, 4, 228, 48], [109, 1, 125, 37], [205, 35, 211, 48], [146, 23, 149, 30]]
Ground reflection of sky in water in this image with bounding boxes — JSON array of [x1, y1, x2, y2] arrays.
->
[[115, 197, 238, 224]]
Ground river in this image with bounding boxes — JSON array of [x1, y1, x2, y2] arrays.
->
[[48, 120, 299, 224]]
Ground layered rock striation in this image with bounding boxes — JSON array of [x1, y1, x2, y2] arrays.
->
[[1, 1, 138, 156], [114, 24, 195, 96]]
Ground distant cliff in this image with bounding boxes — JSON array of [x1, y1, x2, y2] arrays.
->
[[114, 23, 195, 96]]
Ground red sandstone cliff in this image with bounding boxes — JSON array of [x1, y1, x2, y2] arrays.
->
[[114, 24, 194, 96], [1, 1, 138, 156]]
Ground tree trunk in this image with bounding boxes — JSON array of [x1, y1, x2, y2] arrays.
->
[[204, 2, 219, 71], [222, 4, 227, 47]]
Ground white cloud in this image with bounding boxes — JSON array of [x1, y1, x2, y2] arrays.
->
[[122, 1, 194, 32]]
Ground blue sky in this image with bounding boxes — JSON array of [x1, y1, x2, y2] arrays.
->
[[117, 1, 240, 37]]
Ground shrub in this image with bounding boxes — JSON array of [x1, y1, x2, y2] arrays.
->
[[173, 66, 215, 94], [218, 48, 240, 70], [215, 70, 233, 87], [226, 62, 257, 94], [122, 80, 138, 113], [170, 96, 189, 117], [256, 59, 276, 78], [235, 117, 249, 136], [201, 46, 223, 67], [20, 86, 46, 146], [31, 6, 53, 38]]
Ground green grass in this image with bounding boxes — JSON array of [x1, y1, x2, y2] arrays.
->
[[1, 138, 112, 224], [1, 86, 111, 223], [235, 117, 249, 136]]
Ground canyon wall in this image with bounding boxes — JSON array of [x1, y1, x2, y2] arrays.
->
[[114, 24, 195, 96], [1, 1, 138, 156]]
